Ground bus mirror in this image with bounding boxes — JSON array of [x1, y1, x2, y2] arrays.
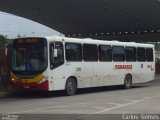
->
[[54, 49, 58, 57]]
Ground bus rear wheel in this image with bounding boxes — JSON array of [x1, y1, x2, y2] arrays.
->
[[65, 78, 77, 96], [124, 74, 132, 89]]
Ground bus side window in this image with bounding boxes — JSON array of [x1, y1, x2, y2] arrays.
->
[[83, 44, 98, 61], [125, 47, 136, 62], [98, 45, 112, 61], [65, 43, 82, 61], [137, 47, 146, 62], [146, 48, 153, 62], [113, 46, 125, 62]]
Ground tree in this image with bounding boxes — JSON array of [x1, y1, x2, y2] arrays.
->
[[0, 34, 8, 43], [17, 34, 21, 38]]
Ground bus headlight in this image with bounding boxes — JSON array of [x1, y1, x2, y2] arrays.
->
[[38, 76, 49, 84], [11, 78, 17, 83]]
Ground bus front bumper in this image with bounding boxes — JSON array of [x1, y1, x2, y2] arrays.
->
[[12, 80, 49, 91]]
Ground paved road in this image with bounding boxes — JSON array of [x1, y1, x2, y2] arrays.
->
[[0, 77, 160, 120]]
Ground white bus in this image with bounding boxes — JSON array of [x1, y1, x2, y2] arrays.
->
[[11, 36, 155, 95]]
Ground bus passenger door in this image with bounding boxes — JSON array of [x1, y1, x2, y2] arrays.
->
[[49, 42, 65, 90]]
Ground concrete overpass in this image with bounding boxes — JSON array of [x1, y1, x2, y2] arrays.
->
[[0, 0, 160, 42]]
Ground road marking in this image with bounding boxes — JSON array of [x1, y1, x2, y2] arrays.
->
[[91, 106, 106, 110], [37, 110, 65, 112], [109, 102, 122, 106], [11, 102, 87, 114], [124, 99, 137, 102], [7, 92, 160, 114], [77, 94, 160, 119], [93, 94, 160, 114]]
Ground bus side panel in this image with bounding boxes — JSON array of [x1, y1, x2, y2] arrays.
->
[[143, 49, 155, 82], [50, 61, 94, 90], [132, 62, 155, 84], [132, 64, 142, 85], [113, 62, 127, 85], [63, 62, 93, 89], [49, 64, 66, 91], [94, 62, 116, 87], [48, 61, 94, 91], [77, 62, 93, 88], [142, 62, 155, 82]]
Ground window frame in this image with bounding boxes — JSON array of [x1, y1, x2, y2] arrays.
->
[[112, 46, 125, 62], [146, 48, 153, 62], [98, 45, 112, 62], [65, 42, 82, 62], [125, 46, 136, 62], [50, 41, 64, 70], [137, 47, 146, 62], [83, 44, 98, 62]]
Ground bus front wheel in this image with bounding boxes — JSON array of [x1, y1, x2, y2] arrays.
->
[[124, 74, 132, 89], [65, 77, 77, 96]]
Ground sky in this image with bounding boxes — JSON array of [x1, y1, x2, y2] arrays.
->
[[0, 11, 61, 39]]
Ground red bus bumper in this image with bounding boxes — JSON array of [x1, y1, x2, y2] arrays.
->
[[12, 80, 49, 91]]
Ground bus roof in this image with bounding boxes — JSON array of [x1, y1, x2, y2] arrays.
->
[[15, 36, 154, 48], [45, 36, 154, 48]]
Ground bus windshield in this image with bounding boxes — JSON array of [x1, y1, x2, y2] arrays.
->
[[12, 38, 47, 75]]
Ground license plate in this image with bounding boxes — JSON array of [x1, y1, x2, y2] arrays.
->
[[23, 86, 30, 88]]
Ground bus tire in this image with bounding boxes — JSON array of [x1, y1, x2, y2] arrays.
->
[[65, 77, 77, 96], [124, 74, 132, 89]]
